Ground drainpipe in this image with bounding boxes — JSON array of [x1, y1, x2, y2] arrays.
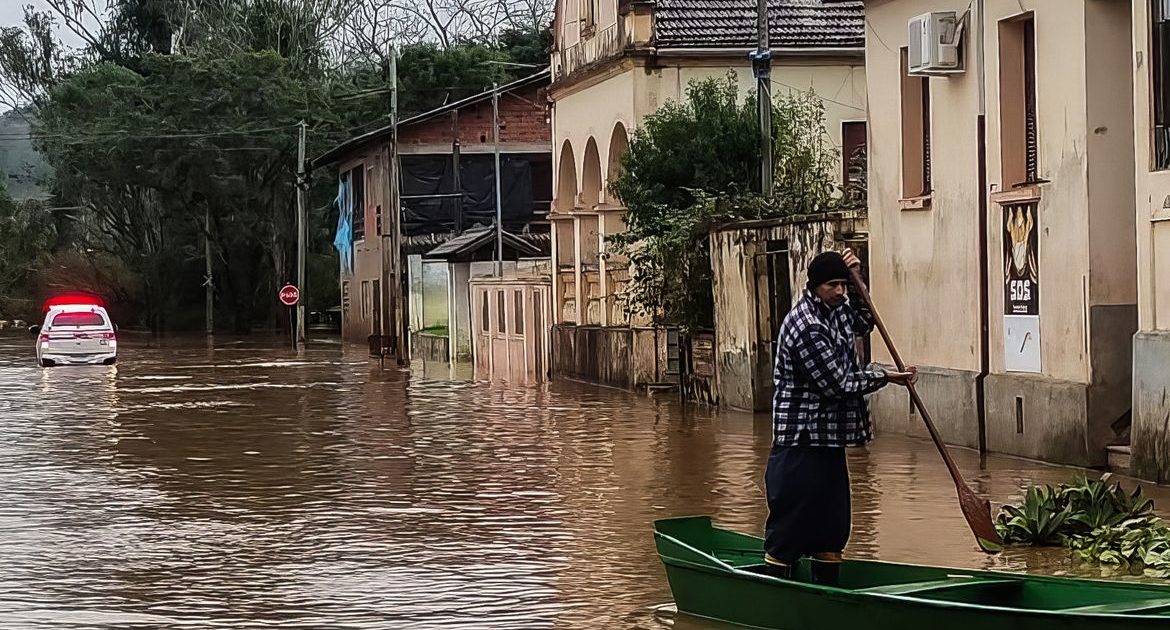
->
[[974, 0, 990, 456]]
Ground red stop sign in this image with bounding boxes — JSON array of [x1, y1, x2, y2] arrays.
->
[[279, 284, 300, 306]]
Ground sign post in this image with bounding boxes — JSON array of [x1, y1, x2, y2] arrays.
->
[[279, 284, 300, 350]]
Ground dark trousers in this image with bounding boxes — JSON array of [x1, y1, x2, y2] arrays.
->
[[763, 438, 851, 565]]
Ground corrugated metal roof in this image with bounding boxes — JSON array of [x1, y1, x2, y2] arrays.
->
[[423, 225, 546, 260], [654, 0, 864, 50]]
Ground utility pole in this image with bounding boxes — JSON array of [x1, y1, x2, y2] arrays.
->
[[296, 120, 307, 347], [492, 81, 503, 276], [389, 45, 407, 365], [752, 0, 773, 198], [204, 207, 213, 337]]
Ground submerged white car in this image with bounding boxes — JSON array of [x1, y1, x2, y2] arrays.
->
[[33, 305, 118, 367]]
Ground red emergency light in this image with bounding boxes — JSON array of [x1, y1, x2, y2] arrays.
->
[[41, 291, 106, 314]]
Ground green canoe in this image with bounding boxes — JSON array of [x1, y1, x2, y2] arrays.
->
[[655, 516, 1170, 629]]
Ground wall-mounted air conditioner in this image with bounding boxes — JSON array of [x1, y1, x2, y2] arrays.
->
[[908, 11, 963, 75]]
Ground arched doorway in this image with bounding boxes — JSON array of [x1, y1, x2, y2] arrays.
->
[[556, 139, 578, 213], [606, 122, 630, 201], [581, 137, 602, 209]]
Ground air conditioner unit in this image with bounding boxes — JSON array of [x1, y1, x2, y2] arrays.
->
[[908, 11, 963, 75]]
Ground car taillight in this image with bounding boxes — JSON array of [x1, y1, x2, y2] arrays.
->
[[103, 332, 117, 340], [38, 334, 49, 343]]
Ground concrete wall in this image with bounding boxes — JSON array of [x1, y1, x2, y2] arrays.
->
[[1130, 0, 1170, 480], [551, 324, 670, 389], [408, 255, 423, 332], [448, 262, 472, 360], [866, 0, 1135, 467], [1133, 332, 1170, 482], [709, 213, 867, 412], [410, 332, 450, 363]]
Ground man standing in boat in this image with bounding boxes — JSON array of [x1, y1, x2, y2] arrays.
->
[[764, 249, 917, 585]]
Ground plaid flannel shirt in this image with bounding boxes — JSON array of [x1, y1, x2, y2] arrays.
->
[[772, 289, 888, 448]]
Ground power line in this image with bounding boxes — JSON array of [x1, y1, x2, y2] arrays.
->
[[769, 79, 865, 113], [0, 123, 302, 142]]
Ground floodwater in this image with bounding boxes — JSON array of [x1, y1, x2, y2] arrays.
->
[[0, 332, 1167, 630]]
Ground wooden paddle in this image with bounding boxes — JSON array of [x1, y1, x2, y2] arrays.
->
[[847, 266, 1004, 554]]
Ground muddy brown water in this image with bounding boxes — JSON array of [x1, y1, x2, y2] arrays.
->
[[0, 333, 1166, 629]]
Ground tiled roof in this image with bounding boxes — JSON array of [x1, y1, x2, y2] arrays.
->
[[654, 0, 864, 50]]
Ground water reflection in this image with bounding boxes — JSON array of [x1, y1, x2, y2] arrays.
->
[[0, 332, 1166, 629]]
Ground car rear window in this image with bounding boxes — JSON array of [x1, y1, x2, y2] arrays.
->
[[51, 311, 106, 327]]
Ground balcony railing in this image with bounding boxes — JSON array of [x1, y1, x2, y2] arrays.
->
[[552, 21, 632, 82]]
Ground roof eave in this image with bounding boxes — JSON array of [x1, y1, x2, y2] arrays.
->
[[653, 45, 864, 58]]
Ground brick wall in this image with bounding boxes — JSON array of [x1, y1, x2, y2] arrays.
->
[[399, 84, 550, 148]]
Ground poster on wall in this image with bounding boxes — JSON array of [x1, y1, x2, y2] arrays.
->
[[1003, 203, 1041, 373], [1004, 204, 1039, 316], [1004, 315, 1041, 373]]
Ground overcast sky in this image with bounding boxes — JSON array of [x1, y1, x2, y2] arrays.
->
[[1, 0, 92, 112], [0, 0, 89, 48]]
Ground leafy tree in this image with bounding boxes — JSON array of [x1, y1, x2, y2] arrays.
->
[[608, 74, 840, 330], [0, 1, 551, 333], [0, 181, 56, 320], [497, 27, 552, 67], [34, 52, 334, 332]]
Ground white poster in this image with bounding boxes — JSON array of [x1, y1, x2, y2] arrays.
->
[[1004, 315, 1041, 373]]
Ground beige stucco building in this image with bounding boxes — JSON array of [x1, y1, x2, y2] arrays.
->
[[549, 0, 869, 388], [864, 0, 1137, 468], [1129, 0, 1170, 482]]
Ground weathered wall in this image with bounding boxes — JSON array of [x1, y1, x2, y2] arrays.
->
[[1132, 332, 1170, 482], [340, 146, 387, 344], [709, 213, 867, 412], [552, 325, 633, 389], [410, 332, 450, 363], [632, 327, 668, 387], [870, 367, 980, 449], [1131, 0, 1170, 480], [866, 0, 984, 377], [449, 262, 472, 360], [551, 324, 670, 389], [866, 0, 1134, 466]]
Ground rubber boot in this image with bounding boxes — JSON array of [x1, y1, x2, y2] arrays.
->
[[810, 553, 842, 587], [762, 553, 793, 579]]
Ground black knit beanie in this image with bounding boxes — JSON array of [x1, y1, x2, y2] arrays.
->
[[807, 251, 851, 290]]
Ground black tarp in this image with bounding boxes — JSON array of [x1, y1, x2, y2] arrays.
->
[[399, 153, 550, 237]]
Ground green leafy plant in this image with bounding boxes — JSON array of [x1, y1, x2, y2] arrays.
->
[[996, 484, 1072, 546], [1068, 517, 1170, 573], [996, 473, 1170, 579], [607, 74, 842, 329], [1061, 473, 1153, 533]]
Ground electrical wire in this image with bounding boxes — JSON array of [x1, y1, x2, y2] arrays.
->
[[770, 78, 865, 113], [0, 123, 302, 142]]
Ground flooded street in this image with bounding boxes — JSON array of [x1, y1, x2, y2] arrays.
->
[[0, 332, 1168, 629]]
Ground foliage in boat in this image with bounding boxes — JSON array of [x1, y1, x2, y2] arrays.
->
[[996, 473, 1170, 577]]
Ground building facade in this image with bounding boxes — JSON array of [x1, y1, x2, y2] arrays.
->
[[549, 0, 869, 389], [864, 0, 1136, 468], [315, 73, 553, 352], [1130, 0, 1170, 482]]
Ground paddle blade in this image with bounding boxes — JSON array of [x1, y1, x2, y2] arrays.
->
[[959, 488, 1003, 554]]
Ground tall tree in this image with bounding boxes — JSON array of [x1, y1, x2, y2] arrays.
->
[[609, 75, 839, 330]]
